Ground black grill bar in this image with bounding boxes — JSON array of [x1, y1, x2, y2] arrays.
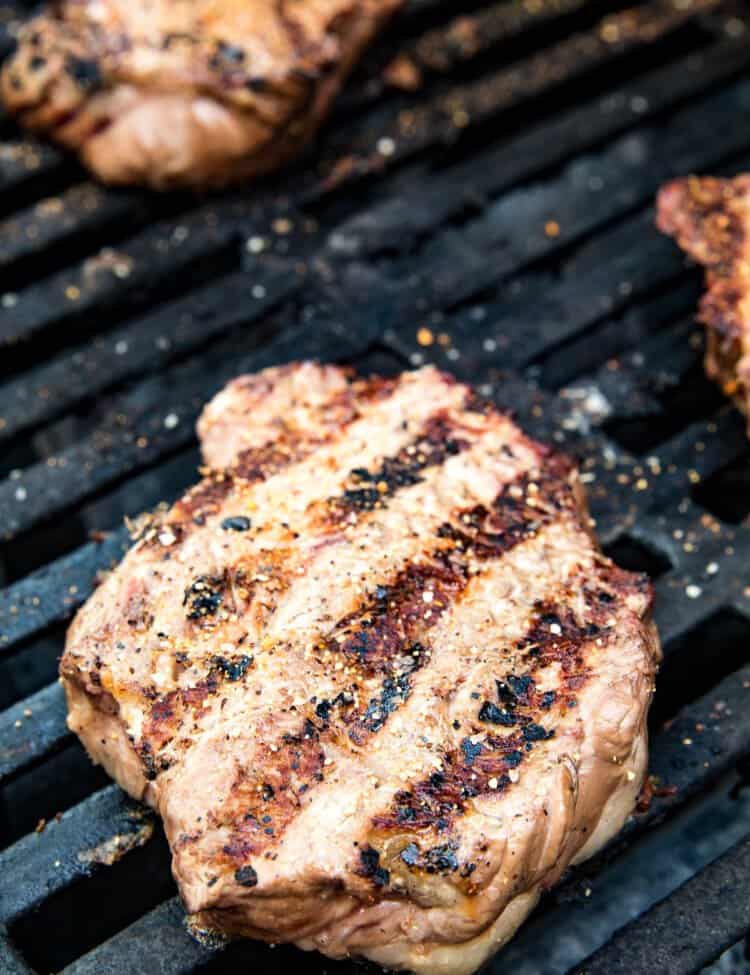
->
[[0, 527, 129, 650], [0, 681, 68, 787], [0, 929, 32, 975], [59, 899, 215, 975], [571, 833, 750, 975], [4, 79, 750, 546], [317, 0, 729, 191], [0, 786, 157, 926], [0, 264, 300, 443]]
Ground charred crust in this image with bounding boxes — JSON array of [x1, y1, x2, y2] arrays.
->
[[234, 865, 258, 887], [370, 583, 619, 834], [328, 414, 468, 523], [183, 574, 226, 621], [358, 845, 390, 887]]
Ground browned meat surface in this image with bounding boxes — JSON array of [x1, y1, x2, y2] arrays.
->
[[657, 175, 750, 435], [61, 363, 660, 975], [0, 0, 400, 189]]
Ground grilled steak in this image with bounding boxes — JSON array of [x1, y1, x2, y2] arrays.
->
[[0, 0, 400, 189], [61, 363, 660, 974], [657, 175, 750, 435]]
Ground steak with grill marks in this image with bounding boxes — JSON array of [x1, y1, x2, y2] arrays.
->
[[0, 0, 401, 189], [61, 363, 660, 975], [657, 175, 750, 436]]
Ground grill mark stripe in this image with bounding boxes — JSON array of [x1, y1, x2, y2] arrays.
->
[[370, 593, 605, 833], [214, 453, 580, 867], [264, 516, 648, 894], [361, 563, 651, 886], [134, 398, 490, 769]]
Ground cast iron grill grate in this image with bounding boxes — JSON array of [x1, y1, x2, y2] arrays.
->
[[0, 1, 749, 972]]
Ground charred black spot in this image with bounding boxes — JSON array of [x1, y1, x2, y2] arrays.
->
[[67, 57, 101, 90], [221, 516, 251, 532], [29, 55, 46, 71], [246, 77, 268, 92], [400, 843, 420, 866], [396, 804, 417, 823], [479, 701, 516, 726], [315, 699, 332, 720], [541, 691, 556, 709], [461, 738, 483, 765], [523, 723, 553, 742], [359, 674, 411, 734], [424, 844, 459, 874], [507, 675, 535, 699], [505, 750, 524, 768], [217, 40, 245, 62], [183, 575, 224, 620], [212, 654, 253, 681], [332, 419, 467, 518], [359, 846, 389, 887], [234, 865, 258, 887], [261, 784, 274, 800]]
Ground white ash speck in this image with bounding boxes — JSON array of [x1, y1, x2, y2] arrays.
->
[[246, 236, 266, 254], [14, 485, 27, 502], [252, 284, 267, 300], [685, 584, 702, 599], [2, 292, 18, 308], [114, 340, 128, 355], [163, 413, 179, 430]]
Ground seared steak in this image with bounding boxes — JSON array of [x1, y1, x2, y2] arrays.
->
[[0, 0, 400, 189], [61, 363, 660, 975], [657, 175, 750, 435]]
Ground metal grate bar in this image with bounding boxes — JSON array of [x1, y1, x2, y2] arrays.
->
[[317, 0, 731, 196], [0, 204, 243, 353], [0, 527, 129, 651], [571, 832, 750, 974], [319, 31, 750, 228], [60, 897, 215, 975], [0, 262, 302, 443], [0, 316, 355, 543], [0, 785, 156, 926], [0, 929, 33, 975], [0, 680, 69, 787], [0, 184, 144, 278], [339, 0, 619, 112]]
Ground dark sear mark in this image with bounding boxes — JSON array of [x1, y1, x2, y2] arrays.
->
[[213, 449, 584, 861], [369, 576, 634, 849], [329, 414, 468, 522], [67, 56, 101, 90], [219, 730, 325, 865], [234, 865, 258, 887], [183, 574, 225, 620], [221, 515, 252, 532], [212, 654, 254, 681], [358, 845, 390, 887]]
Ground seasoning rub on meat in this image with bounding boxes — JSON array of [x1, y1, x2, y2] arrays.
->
[[0, 0, 401, 189], [657, 175, 750, 436], [61, 363, 661, 975]]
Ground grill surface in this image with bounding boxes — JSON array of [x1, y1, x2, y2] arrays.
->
[[0, 1, 750, 972]]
